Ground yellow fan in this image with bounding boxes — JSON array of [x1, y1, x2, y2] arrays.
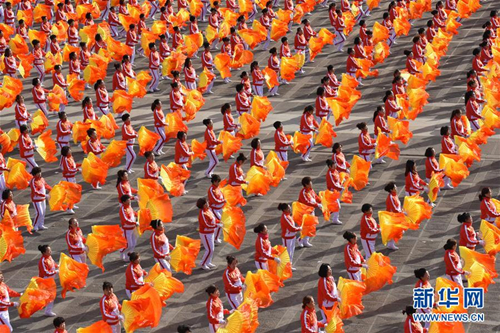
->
[[216, 311, 245, 333]]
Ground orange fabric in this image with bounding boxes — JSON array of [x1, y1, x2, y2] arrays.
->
[[337, 277, 365, 319], [191, 139, 207, 161], [323, 304, 344, 333], [350, 155, 371, 191], [270, 19, 288, 41], [30, 110, 49, 135], [318, 190, 340, 221], [67, 74, 86, 101], [355, 58, 379, 78], [217, 131, 243, 162], [221, 206, 246, 250], [160, 163, 190, 197], [265, 151, 287, 186], [8, 34, 29, 55], [280, 56, 300, 81], [76, 321, 113, 333], [83, 65, 107, 85], [445, 12, 462, 35], [145, 263, 184, 305], [221, 184, 247, 207], [438, 154, 470, 187], [58, 253, 89, 298], [244, 269, 282, 308], [292, 131, 312, 154], [300, 214, 319, 238], [86, 225, 127, 272], [1, 204, 33, 233], [137, 178, 165, 210], [184, 33, 203, 57], [237, 29, 266, 50], [375, 133, 400, 160], [267, 245, 293, 282], [291, 201, 314, 225], [170, 235, 201, 275], [434, 277, 466, 313], [4, 158, 32, 190], [137, 126, 161, 156], [244, 166, 272, 196], [122, 285, 162, 332], [455, 136, 481, 167], [407, 87, 429, 120], [251, 96, 273, 122], [373, 41, 390, 64], [17, 53, 35, 78], [34, 130, 58, 163], [378, 211, 410, 246], [214, 53, 232, 79], [460, 248, 496, 293], [49, 181, 82, 211], [82, 153, 109, 187], [238, 113, 260, 139], [107, 37, 133, 61], [0, 223, 26, 262], [72, 121, 92, 144], [47, 85, 68, 112], [184, 89, 205, 122], [101, 140, 127, 167], [480, 220, 500, 256], [460, 246, 497, 278], [62, 44, 80, 62], [394, 17, 411, 36], [372, 22, 389, 44], [262, 67, 279, 89], [165, 112, 188, 140], [146, 193, 173, 223], [403, 194, 432, 229], [198, 68, 216, 93], [364, 252, 397, 294], [428, 321, 465, 333], [428, 172, 444, 203], [18, 277, 57, 318], [111, 90, 133, 114], [315, 118, 337, 147], [387, 116, 413, 144]]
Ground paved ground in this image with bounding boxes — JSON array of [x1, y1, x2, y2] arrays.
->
[[1, 0, 499, 332]]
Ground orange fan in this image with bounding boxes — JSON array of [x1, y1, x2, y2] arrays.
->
[[315, 118, 337, 147], [161, 51, 187, 77], [265, 151, 287, 186], [76, 321, 113, 333], [111, 90, 134, 114], [58, 253, 89, 298], [372, 22, 389, 44], [244, 166, 272, 196], [106, 37, 133, 61], [18, 277, 57, 318], [101, 140, 127, 167], [191, 139, 207, 161], [251, 96, 273, 122], [214, 53, 232, 79], [480, 220, 500, 256], [47, 84, 68, 112], [460, 246, 497, 278], [349, 155, 371, 191], [394, 17, 411, 36], [238, 113, 260, 139], [455, 137, 481, 167], [122, 285, 162, 332], [364, 252, 397, 294], [300, 214, 319, 239], [137, 126, 161, 156], [428, 172, 444, 203], [280, 56, 300, 81], [292, 201, 314, 226], [0, 223, 25, 262], [8, 34, 29, 55], [221, 184, 247, 207], [270, 19, 288, 41], [145, 263, 184, 305], [30, 110, 49, 135], [5, 158, 32, 190], [262, 67, 279, 89], [292, 131, 312, 155], [438, 154, 470, 187], [137, 178, 165, 210], [35, 130, 58, 163], [87, 225, 127, 272], [198, 68, 216, 93], [434, 277, 466, 313], [1, 205, 33, 233], [170, 235, 201, 275], [375, 133, 400, 160], [221, 206, 246, 250], [403, 195, 432, 229], [428, 320, 465, 333], [318, 190, 340, 221], [165, 112, 188, 140], [218, 131, 243, 162], [268, 245, 293, 282], [160, 163, 191, 197], [244, 269, 282, 308], [146, 193, 173, 223], [4, 157, 33, 190], [387, 116, 413, 144], [337, 277, 366, 319], [82, 153, 109, 187], [49, 181, 82, 211], [323, 304, 344, 333]]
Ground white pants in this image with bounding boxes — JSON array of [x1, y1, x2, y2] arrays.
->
[[0, 174, 6, 193], [277, 151, 288, 162], [125, 145, 136, 172], [149, 1, 159, 18], [282, 237, 296, 265], [0, 310, 12, 332], [211, 208, 222, 241], [36, 102, 48, 117], [64, 177, 76, 183], [200, 232, 215, 267], [33, 200, 46, 229], [35, 63, 45, 82], [334, 31, 346, 49], [99, 105, 110, 115], [15, 120, 27, 129], [43, 275, 54, 314], [300, 131, 314, 159], [70, 253, 86, 263], [347, 270, 362, 281], [470, 119, 480, 132], [154, 257, 171, 272], [205, 149, 218, 177], [153, 127, 166, 153], [252, 85, 263, 96], [446, 274, 464, 287], [185, 81, 197, 90], [255, 261, 269, 271], [269, 85, 279, 95], [149, 68, 160, 91], [121, 228, 137, 257], [110, 323, 121, 333], [361, 238, 375, 258], [110, 26, 119, 37], [226, 292, 243, 310], [126, 289, 133, 298], [130, 46, 136, 64]]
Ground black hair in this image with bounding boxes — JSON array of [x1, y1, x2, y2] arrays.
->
[[301, 176, 312, 187], [150, 219, 162, 229], [120, 194, 131, 203], [177, 131, 186, 140], [202, 118, 212, 126], [405, 160, 416, 176], [116, 170, 127, 187], [1, 189, 12, 200], [211, 174, 221, 183], [61, 146, 71, 157], [128, 252, 139, 261], [443, 238, 457, 250], [38, 244, 49, 254], [226, 255, 236, 265], [440, 126, 449, 136], [343, 231, 356, 241], [479, 187, 491, 201], [253, 223, 266, 233], [424, 147, 434, 158], [273, 121, 282, 129], [31, 167, 42, 176], [277, 203, 289, 211], [103, 281, 113, 291], [53, 317, 65, 328], [402, 306, 416, 316], [457, 212, 471, 223], [356, 122, 367, 130], [318, 263, 330, 278], [250, 138, 260, 149], [361, 203, 372, 213], [236, 153, 247, 162], [414, 268, 427, 280], [196, 198, 207, 209], [205, 285, 218, 295], [326, 159, 335, 168], [384, 182, 396, 192], [121, 113, 131, 122]]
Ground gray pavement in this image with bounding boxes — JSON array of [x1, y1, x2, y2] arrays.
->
[[1, 0, 499, 332]]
